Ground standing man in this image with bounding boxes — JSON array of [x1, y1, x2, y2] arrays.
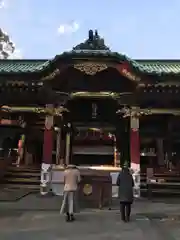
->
[[116, 165, 134, 222], [60, 164, 81, 222]]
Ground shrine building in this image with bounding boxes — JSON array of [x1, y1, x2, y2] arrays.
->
[[0, 30, 180, 198]]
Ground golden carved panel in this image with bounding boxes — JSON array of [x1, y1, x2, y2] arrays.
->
[[74, 63, 107, 75], [41, 69, 60, 81], [6, 81, 28, 86]]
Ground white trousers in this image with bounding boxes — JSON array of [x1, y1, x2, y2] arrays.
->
[[60, 191, 74, 214]]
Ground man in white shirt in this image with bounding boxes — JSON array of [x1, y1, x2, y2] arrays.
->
[[60, 165, 81, 222]]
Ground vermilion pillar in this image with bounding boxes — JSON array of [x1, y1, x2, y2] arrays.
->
[[40, 105, 54, 195], [130, 109, 140, 198], [43, 116, 53, 164]]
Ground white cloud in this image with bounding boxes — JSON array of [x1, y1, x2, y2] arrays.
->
[[57, 21, 80, 35], [0, 1, 5, 8], [0, 0, 8, 9]]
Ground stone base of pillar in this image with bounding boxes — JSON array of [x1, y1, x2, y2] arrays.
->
[[131, 163, 140, 198], [130, 113, 140, 198], [40, 163, 52, 195]]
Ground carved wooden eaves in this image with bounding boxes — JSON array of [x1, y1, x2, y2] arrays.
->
[[73, 62, 107, 75]]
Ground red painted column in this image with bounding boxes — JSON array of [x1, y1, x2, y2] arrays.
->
[[43, 116, 53, 164], [130, 109, 140, 197], [40, 105, 54, 195]]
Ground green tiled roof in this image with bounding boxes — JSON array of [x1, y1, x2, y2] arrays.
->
[[130, 59, 180, 75], [0, 59, 49, 73], [1, 55, 180, 76], [1, 30, 180, 76], [61, 50, 180, 75], [136, 60, 180, 74], [136, 60, 180, 73]]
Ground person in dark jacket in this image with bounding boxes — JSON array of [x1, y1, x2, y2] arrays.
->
[[116, 166, 134, 222]]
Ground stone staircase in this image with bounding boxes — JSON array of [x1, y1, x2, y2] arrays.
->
[[2, 165, 40, 190]]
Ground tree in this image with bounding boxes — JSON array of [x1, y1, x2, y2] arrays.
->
[[0, 28, 15, 59]]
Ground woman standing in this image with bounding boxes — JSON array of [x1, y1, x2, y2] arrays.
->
[[116, 166, 134, 222]]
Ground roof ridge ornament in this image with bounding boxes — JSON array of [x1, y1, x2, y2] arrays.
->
[[73, 29, 110, 51]]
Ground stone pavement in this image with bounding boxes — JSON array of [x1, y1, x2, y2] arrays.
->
[[0, 193, 180, 216], [0, 194, 180, 239], [0, 210, 179, 240]]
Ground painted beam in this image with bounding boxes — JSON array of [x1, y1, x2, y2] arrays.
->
[[118, 107, 180, 117], [0, 106, 68, 116]]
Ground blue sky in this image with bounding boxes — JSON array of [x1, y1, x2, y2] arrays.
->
[[0, 0, 180, 59]]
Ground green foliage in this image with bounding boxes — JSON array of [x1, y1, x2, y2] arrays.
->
[[0, 28, 15, 59]]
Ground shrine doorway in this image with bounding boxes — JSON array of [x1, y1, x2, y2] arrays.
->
[[60, 96, 130, 168]]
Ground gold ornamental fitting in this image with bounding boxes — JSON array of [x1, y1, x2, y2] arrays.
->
[[83, 184, 93, 196], [74, 63, 107, 75]]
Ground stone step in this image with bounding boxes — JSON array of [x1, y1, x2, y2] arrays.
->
[[2, 165, 40, 190]]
